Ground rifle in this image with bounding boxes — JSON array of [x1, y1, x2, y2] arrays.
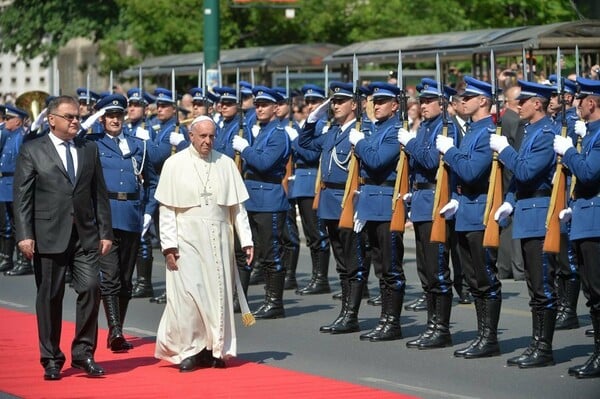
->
[[85, 73, 92, 134], [482, 50, 504, 248], [282, 66, 293, 195], [171, 68, 179, 155], [234, 68, 245, 173], [109, 70, 114, 95], [544, 47, 567, 254], [312, 64, 329, 210], [430, 53, 449, 244], [339, 54, 361, 229], [570, 45, 581, 199], [390, 50, 409, 232], [139, 66, 146, 130]]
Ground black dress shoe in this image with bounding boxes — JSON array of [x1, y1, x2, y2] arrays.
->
[[44, 367, 61, 381], [179, 356, 200, 372], [71, 358, 105, 377]]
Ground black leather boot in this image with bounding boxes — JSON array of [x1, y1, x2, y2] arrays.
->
[[103, 296, 126, 352], [249, 263, 265, 285], [321, 278, 349, 333], [455, 298, 484, 357], [418, 293, 453, 349], [569, 311, 600, 378], [4, 250, 33, 276], [585, 328, 595, 337], [118, 296, 133, 350], [283, 247, 299, 290], [0, 237, 14, 273], [132, 256, 154, 298], [365, 287, 404, 342], [253, 270, 286, 319], [297, 250, 331, 295], [329, 279, 364, 334], [405, 292, 427, 312], [406, 293, 436, 348], [517, 308, 556, 368], [555, 277, 580, 330], [233, 267, 251, 314], [507, 311, 538, 367], [463, 298, 501, 358]]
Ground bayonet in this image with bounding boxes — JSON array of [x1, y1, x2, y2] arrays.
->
[[109, 70, 114, 95], [324, 64, 329, 93], [250, 68, 255, 87], [575, 45, 580, 77], [522, 48, 528, 82]]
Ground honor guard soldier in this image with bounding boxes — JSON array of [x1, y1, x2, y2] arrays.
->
[[299, 82, 371, 334], [123, 88, 153, 141], [146, 88, 189, 305], [435, 76, 502, 358], [0, 105, 33, 276], [553, 77, 600, 378], [124, 88, 157, 299], [490, 80, 557, 368], [231, 86, 290, 319], [189, 87, 209, 118], [351, 82, 406, 342], [548, 76, 582, 331], [211, 85, 253, 312], [240, 81, 256, 128], [206, 90, 221, 125], [275, 86, 332, 295], [398, 78, 457, 349], [86, 94, 158, 351], [77, 88, 103, 135]]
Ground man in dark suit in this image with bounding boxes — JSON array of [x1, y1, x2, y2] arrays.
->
[[13, 96, 113, 380]]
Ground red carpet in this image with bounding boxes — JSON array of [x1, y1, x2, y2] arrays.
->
[[0, 308, 420, 399]]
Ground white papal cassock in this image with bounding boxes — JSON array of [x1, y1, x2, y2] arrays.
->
[[154, 146, 252, 363]]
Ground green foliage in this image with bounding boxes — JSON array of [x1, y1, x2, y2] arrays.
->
[[0, 0, 580, 72]]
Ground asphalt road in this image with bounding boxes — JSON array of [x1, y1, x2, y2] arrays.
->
[[1, 229, 598, 399]]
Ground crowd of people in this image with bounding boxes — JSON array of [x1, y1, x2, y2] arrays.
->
[[2, 59, 600, 381]]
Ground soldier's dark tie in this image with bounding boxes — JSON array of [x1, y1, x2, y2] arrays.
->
[[63, 141, 76, 185], [113, 136, 122, 155]]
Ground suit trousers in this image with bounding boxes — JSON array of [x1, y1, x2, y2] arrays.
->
[[99, 229, 140, 298], [34, 226, 101, 368]]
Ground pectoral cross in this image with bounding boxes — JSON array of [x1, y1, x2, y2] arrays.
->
[[199, 190, 212, 206]]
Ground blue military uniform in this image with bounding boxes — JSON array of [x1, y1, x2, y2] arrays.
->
[[213, 86, 249, 159], [298, 81, 370, 334], [548, 76, 582, 330], [441, 76, 501, 358], [555, 76, 600, 378], [402, 78, 457, 349], [353, 82, 406, 342], [240, 81, 257, 128], [86, 94, 159, 351], [123, 88, 153, 140], [77, 88, 103, 135], [497, 80, 558, 368], [236, 86, 289, 319], [0, 105, 32, 276]]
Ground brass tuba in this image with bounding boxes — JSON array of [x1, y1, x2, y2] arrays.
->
[[15, 90, 50, 121]]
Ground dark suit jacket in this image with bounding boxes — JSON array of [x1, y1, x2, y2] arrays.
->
[[13, 134, 113, 254]]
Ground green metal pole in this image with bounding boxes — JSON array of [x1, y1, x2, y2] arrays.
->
[[204, 0, 220, 69]]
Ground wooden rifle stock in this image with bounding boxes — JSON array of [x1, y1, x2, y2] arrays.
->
[[390, 121, 410, 232], [312, 162, 322, 210], [482, 126, 504, 248], [543, 124, 568, 253], [339, 153, 359, 229], [281, 119, 294, 195], [430, 125, 449, 244], [234, 108, 246, 173]]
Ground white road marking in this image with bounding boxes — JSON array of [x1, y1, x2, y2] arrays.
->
[[361, 377, 481, 399], [0, 300, 28, 308]]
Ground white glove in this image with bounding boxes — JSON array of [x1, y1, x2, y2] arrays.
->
[[348, 128, 364, 145], [169, 132, 185, 146], [398, 128, 416, 146], [321, 125, 329, 134], [142, 214, 152, 236], [307, 99, 330, 123], [135, 126, 150, 140], [285, 126, 299, 141], [435, 135, 454, 154], [401, 192, 412, 203], [439, 199, 459, 218], [574, 120, 587, 138], [553, 135, 574, 156], [80, 108, 106, 130], [559, 207, 572, 223], [494, 201, 514, 222], [489, 134, 509, 153], [251, 124, 260, 138], [30, 108, 48, 132], [353, 212, 366, 233], [232, 135, 250, 152]]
